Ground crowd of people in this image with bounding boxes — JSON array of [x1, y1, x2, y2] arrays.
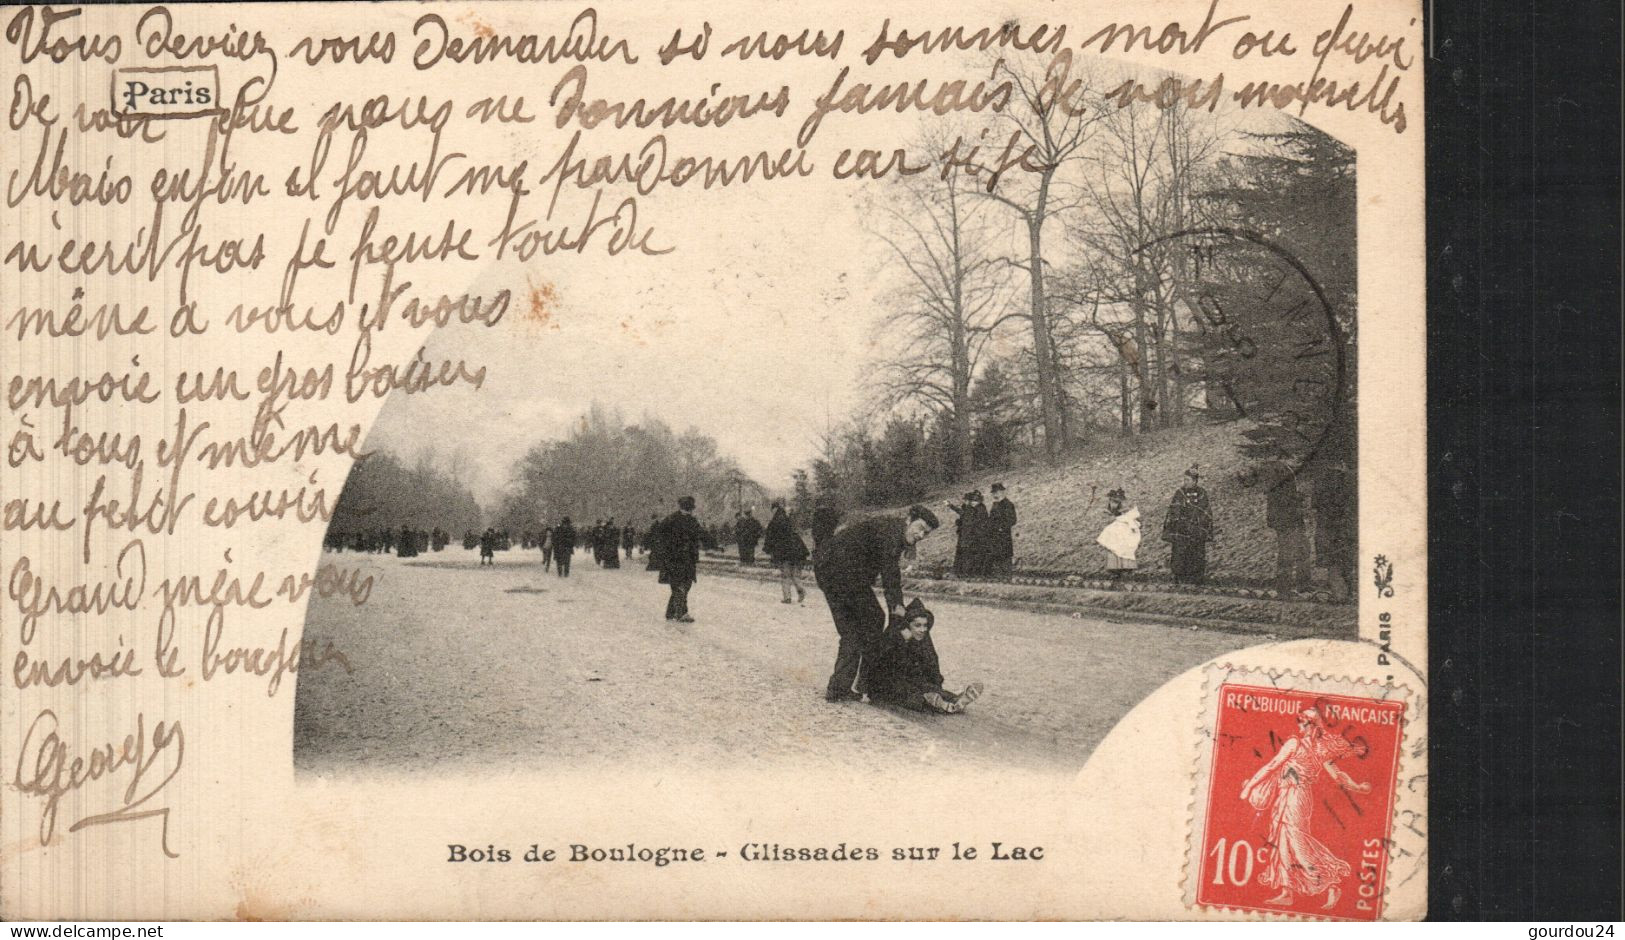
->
[[318, 458, 1355, 720], [324, 526, 452, 556], [322, 456, 1354, 601], [322, 460, 1352, 600], [945, 483, 1018, 576]]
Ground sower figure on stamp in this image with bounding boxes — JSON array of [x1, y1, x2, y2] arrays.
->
[[657, 496, 704, 622], [762, 500, 809, 604], [1239, 706, 1371, 910], [1162, 465, 1215, 585], [813, 505, 939, 702], [987, 483, 1017, 576]]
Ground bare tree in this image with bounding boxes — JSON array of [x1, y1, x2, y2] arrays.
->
[[969, 49, 1108, 462], [869, 125, 1015, 480], [1069, 89, 1224, 432]]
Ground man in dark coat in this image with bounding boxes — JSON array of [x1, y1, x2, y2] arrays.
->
[[987, 483, 1017, 576], [552, 517, 576, 577], [478, 527, 496, 565], [811, 501, 841, 548], [813, 505, 940, 702], [735, 508, 763, 566], [622, 522, 637, 559], [1162, 465, 1216, 585], [1265, 464, 1311, 593], [656, 496, 704, 622], [763, 500, 810, 604], [1311, 462, 1355, 601]]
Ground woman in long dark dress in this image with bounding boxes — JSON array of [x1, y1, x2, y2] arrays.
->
[[762, 501, 810, 604], [601, 518, 621, 568]]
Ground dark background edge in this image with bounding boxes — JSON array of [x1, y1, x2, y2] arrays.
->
[[1428, 0, 1623, 919]]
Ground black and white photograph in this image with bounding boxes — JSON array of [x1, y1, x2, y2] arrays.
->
[[293, 56, 1359, 777]]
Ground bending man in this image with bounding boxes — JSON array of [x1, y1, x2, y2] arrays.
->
[[812, 504, 939, 702]]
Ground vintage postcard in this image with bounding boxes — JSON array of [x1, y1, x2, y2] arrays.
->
[[0, 0, 1424, 920]]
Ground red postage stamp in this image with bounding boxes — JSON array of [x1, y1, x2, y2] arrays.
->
[[1185, 666, 1411, 921]]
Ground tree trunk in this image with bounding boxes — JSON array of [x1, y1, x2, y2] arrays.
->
[[951, 319, 973, 480], [1131, 304, 1154, 433], [1026, 211, 1066, 461], [1119, 355, 1133, 434], [1151, 307, 1172, 428]]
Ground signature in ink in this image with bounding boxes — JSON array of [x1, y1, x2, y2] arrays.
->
[[13, 708, 184, 858]]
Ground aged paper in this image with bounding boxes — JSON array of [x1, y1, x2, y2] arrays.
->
[[1, 0, 1424, 920]]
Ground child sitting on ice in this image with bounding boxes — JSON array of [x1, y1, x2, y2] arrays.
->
[[863, 598, 984, 714]]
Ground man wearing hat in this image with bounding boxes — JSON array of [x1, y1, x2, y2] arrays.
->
[[656, 496, 705, 621], [813, 505, 941, 701], [988, 483, 1018, 576], [1162, 465, 1216, 585]]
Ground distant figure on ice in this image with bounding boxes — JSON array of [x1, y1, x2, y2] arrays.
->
[[763, 500, 809, 604], [590, 519, 606, 565], [622, 521, 637, 560], [735, 508, 763, 566], [949, 491, 989, 577], [478, 527, 497, 566], [601, 517, 621, 569], [987, 483, 1017, 575], [1266, 464, 1311, 594], [641, 514, 660, 556], [814, 505, 939, 702], [655, 496, 704, 622], [552, 517, 576, 577], [1162, 465, 1216, 585], [1097, 488, 1141, 585], [539, 523, 554, 572], [398, 525, 419, 558], [864, 598, 984, 714]]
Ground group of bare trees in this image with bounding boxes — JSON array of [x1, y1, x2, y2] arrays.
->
[[862, 51, 1355, 486], [329, 449, 485, 537], [491, 404, 761, 531]]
